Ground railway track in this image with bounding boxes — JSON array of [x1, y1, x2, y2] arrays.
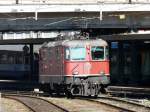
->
[[1, 91, 133, 112], [1, 90, 150, 112], [77, 96, 150, 112], [3, 94, 69, 112]]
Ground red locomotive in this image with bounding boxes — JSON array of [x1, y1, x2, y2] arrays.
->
[[39, 38, 110, 96]]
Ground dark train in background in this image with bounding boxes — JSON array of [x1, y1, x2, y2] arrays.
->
[[39, 39, 110, 96], [0, 50, 30, 80]]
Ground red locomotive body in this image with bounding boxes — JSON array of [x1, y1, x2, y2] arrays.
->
[[39, 39, 110, 96]]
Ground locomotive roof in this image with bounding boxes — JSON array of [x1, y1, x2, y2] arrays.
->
[[42, 39, 107, 47]]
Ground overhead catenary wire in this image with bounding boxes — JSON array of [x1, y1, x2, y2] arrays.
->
[[0, 3, 149, 23], [44, 17, 78, 26]]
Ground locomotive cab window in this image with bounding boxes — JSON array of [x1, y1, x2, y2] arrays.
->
[[65, 48, 70, 60], [65, 47, 86, 60], [91, 46, 104, 60]]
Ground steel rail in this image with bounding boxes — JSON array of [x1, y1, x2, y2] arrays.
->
[[86, 96, 150, 112], [76, 97, 135, 112], [98, 96, 150, 109], [2, 94, 69, 112], [4, 95, 36, 112]]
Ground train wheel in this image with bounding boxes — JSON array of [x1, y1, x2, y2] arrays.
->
[[40, 84, 52, 94], [65, 84, 73, 98], [100, 84, 106, 94], [65, 89, 73, 98], [71, 86, 80, 95], [94, 94, 98, 98]]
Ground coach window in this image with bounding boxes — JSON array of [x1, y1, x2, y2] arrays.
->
[[70, 47, 86, 60], [16, 54, 23, 64], [91, 46, 104, 60], [0, 54, 7, 64]]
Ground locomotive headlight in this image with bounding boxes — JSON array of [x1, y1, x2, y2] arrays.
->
[[72, 71, 79, 75], [100, 71, 105, 76]]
